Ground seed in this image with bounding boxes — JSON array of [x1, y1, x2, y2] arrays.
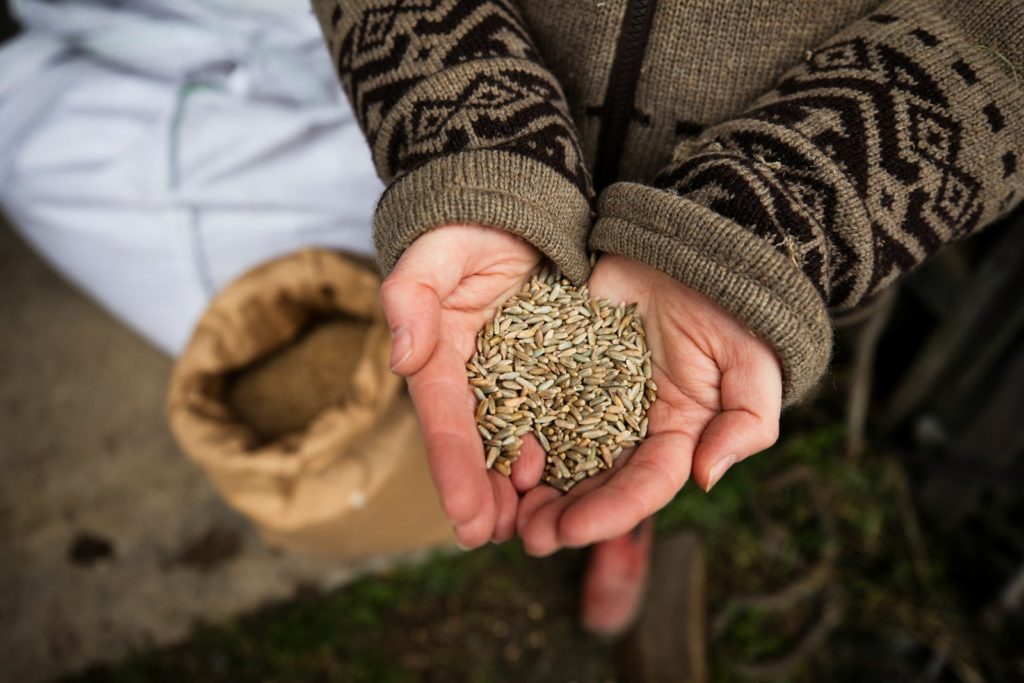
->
[[465, 268, 656, 491], [553, 457, 572, 479], [620, 391, 635, 412], [485, 447, 500, 469], [516, 376, 538, 392]]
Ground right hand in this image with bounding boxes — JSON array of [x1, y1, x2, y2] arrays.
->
[[381, 225, 548, 548]]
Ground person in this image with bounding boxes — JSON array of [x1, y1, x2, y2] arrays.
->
[[313, 0, 1023, 634]]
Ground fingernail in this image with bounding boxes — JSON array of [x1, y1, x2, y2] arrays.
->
[[452, 525, 471, 551], [705, 454, 736, 492], [389, 326, 413, 371]]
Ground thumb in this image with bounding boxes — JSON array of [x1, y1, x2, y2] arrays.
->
[[692, 344, 782, 491], [379, 275, 441, 376], [378, 226, 483, 376]]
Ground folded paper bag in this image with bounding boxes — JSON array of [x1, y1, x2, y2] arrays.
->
[[166, 249, 453, 559]]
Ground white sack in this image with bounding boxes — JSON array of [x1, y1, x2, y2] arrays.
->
[[0, 0, 382, 354]]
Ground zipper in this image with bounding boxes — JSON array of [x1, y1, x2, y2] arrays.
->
[[593, 0, 658, 191]]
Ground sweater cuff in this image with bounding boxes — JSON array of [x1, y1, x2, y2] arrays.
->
[[374, 150, 593, 285], [590, 182, 832, 405]]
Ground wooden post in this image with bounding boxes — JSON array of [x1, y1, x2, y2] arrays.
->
[[622, 532, 708, 683]]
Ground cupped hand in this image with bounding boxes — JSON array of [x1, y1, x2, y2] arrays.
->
[[381, 225, 548, 548], [517, 254, 783, 556]]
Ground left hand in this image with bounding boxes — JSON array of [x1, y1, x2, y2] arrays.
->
[[516, 254, 784, 555]]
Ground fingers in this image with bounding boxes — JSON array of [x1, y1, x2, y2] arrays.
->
[[510, 434, 545, 493], [490, 472, 519, 543], [557, 431, 693, 546], [519, 430, 695, 555], [516, 485, 564, 556], [407, 342, 494, 541], [494, 435, 544, 543], [692, 343, 782, 491]]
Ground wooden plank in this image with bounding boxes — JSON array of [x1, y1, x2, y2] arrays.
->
[[622, 532, 708, 683]]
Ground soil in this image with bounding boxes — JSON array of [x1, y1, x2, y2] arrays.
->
[[69, 545, 621, 683]]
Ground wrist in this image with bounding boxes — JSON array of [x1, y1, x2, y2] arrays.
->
[[590, 183, 829, 404], [374, 151, 592, 283]]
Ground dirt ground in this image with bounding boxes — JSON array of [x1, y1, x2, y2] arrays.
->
[[70, 545, 623, 683], [0, 224, 367, 682]]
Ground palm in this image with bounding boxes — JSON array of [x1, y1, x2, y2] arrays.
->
[[381, 225, 547, 548], [517, 255, 782, 555], [433, 252, 538, 361]]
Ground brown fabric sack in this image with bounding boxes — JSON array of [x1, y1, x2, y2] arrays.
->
[[166, 249, 453, 560]]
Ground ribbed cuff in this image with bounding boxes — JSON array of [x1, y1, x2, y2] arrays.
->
[[374, 150, 593, 284], [590, 182, 832, 405]]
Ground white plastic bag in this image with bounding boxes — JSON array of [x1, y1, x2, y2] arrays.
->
[[0, 0, 382, 354]]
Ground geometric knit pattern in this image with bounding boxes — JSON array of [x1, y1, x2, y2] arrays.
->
[[317, 0, 591, 194], [653, 7, 1022, 312]]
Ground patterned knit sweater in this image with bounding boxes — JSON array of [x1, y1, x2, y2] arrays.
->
[[312, 0, 1024, 403]]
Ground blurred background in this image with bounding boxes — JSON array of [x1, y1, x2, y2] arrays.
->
[[1, 2, 1022, 682]]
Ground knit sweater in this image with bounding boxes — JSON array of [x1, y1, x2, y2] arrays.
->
[[313, 0, 1024, 403]]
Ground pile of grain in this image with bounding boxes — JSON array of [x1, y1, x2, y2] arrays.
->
[[466, 268, 656, 491]]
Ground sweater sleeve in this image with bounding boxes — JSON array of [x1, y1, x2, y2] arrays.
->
[[313, 0, 593, 283], [589, 0, 1024, 404]]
